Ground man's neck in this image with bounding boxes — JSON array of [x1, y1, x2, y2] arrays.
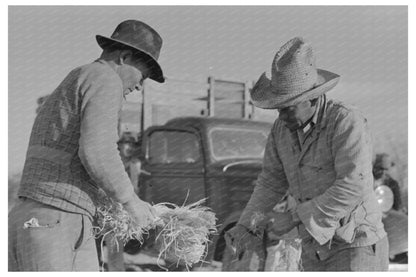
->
[[98, 51, 121, 72]]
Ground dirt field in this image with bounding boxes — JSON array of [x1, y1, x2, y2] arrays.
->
[[102, 247, 407, 272]]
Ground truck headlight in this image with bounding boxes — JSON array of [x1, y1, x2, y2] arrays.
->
[[374, 185, 394, 212]]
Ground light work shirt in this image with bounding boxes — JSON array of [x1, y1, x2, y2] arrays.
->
[[239, 95, 386, 247]]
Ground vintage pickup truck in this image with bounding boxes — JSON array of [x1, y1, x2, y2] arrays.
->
[[127, 116, 272, 267]]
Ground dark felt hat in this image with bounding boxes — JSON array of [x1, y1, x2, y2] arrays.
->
[[96, 20, 164, 83]]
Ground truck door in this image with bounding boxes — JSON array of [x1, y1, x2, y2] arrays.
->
[[138, 127, 206, 206]]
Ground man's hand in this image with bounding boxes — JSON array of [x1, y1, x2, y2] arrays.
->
[[266, 211, 300, 236], [224, 224, 257, 259], [123, 196, 156, 228]]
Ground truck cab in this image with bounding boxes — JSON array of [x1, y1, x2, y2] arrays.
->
[[133, 116, 272, 265]]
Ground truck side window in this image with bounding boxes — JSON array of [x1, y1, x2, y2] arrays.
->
[[148, 131, 200, 164]]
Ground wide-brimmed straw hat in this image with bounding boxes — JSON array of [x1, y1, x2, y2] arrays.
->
[[96, 20, 165, 83], [250, 37, 340, 109]]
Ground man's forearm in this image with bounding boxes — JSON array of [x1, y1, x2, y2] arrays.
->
[[238, 178, 286, 231]]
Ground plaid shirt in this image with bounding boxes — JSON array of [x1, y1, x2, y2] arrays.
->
[[239, 95, 386, 249], [18, 59, 135, 218]]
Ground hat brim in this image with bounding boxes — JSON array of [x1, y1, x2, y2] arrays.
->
[[96, 35, 165, 83], [250, 69, 340, 109]]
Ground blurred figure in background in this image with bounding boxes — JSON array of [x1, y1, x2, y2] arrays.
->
[[373, 153, 403, 212], [118, 132, 143, 194]]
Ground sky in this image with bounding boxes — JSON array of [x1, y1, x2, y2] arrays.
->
[[8, 5, 408, 175]]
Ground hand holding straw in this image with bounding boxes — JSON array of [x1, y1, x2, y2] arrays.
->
[[123, 196, 157, 228]]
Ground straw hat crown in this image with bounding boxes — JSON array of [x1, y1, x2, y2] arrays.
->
[[250, 37, 340, 109], [271, 37, 318, 94]]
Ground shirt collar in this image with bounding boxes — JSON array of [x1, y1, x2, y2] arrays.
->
[[300, 95, 323, 134]]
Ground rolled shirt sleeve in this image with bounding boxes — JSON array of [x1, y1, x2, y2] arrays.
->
[[78, 69, 135, 204], [296, 108, 374, 245], [238, 125, 289, 231]]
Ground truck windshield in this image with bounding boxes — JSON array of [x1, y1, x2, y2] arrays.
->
[[148, 130, 200, 164], [209, 127, 268, 160]]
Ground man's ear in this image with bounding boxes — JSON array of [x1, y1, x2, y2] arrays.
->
[[119, 49, 133, 65]]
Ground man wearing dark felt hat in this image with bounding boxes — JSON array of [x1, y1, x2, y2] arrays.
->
[[225, 37, 388, 271], [8, 20, 164, 271]]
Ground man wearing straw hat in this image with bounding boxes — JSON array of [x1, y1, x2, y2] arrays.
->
[[225, 37, 388, 271], [9, 20, 164, 271]]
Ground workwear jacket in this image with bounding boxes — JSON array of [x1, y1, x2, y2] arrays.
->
[[239, 95, 386, 251]]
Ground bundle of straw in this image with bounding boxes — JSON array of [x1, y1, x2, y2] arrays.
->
[[153, 199, 217, 269], [249, 211, 302, 271], [265, 239, 302, 271], [94, 197, 217, 270], [93, 198, 153, 252]]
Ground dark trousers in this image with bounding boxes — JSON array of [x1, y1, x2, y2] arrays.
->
[[301, 236, 389, 271]]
